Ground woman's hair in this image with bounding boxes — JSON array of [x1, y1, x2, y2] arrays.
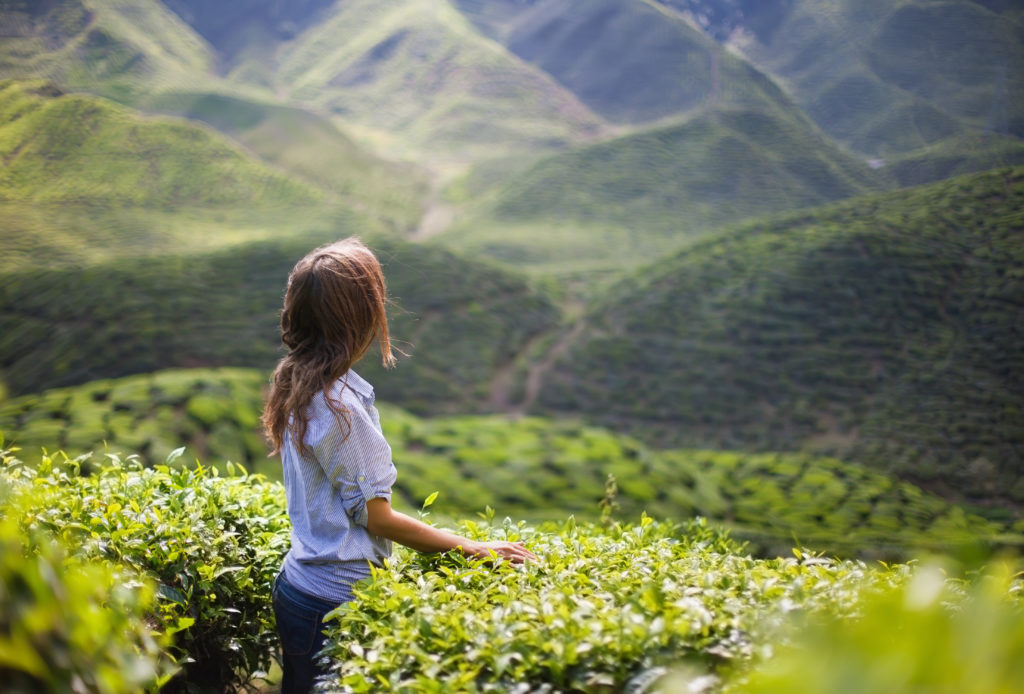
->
[[262, 237, 395, 456]]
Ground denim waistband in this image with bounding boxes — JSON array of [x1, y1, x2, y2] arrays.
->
[[276, 569, 346, 614]]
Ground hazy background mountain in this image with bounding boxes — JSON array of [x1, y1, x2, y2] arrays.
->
[[0, 0, 1021, 529]]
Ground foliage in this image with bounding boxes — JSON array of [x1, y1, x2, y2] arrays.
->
[[0, 80, 320, 208], [536, 166, 1024, 508], [722, 562, 1024, 694], [314, 514, 1020, 694], [0, 491, 173, 694], [0, 447, 291, 693], [442, 105, 883, 275], [2, 369, 1013, 560]]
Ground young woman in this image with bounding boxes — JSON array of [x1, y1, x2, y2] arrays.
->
[[261, 238, 535, 693]]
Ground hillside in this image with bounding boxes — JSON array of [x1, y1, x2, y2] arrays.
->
[[0, 235, 561, 413], [534, 167, 1024, 507], [729, 0, 1024, 155], [134, 89, 430, 231], [0, 367, 1013, 559], [273, 0, 605, 163], [0, 0, 217, 100], [438, 105, 883, 276], [0, 79, 320, 207]]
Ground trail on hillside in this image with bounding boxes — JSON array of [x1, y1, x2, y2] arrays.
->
[[489, 307, 587, 416]]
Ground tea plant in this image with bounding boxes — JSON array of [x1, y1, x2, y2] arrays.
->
[[316, 513, 911, 693], [0, 490, 174, 693], [0, 446, 291, 693]]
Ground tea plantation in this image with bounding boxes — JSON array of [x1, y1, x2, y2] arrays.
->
[[2, 368, 1017, 560], [2, 447, 1022, 693]]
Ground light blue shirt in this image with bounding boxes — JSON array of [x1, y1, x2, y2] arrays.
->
[[280, 370, 397, 603]]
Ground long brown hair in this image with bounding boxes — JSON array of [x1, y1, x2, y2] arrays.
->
[[262, 238, 395, 456]]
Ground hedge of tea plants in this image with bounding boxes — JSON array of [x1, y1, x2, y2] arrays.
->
[[0, 445, 290, 693], [317, 513, 1024, 693], [2, 442, 1022, 693]]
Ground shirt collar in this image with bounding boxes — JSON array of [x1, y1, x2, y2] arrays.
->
[[341, 369, 375, 403]]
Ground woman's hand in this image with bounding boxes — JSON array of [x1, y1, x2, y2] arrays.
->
[[462, 540, 537, 564]]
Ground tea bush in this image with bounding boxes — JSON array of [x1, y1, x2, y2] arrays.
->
[[0, 446, 291, 693], [0, 491, 173, 693], [316, 513, 912, 693]]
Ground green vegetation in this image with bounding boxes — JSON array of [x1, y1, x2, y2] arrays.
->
[[0, 236, 561, 412], [735, 0, 1024, 154], [135, 90, 430, 232], [0, 0, 217, 101], [440, 105, 883, 276], [321, 516, 1023, 693], [536, 167, 1024, 508], [0, 80, 320, 207], [0, 503, 173, 693], [275, 0, 605, 163], [3, 368, 1014, 559], [1, 447, 289, 692], [3, 443, 1022, 693]]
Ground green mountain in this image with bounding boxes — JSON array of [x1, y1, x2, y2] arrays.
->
[[0, 0, 217, 101], [135, 90, 430, 231], [0, 79, 319, 207], [273, 0, 605, 164], [729, 0, 1024, 155], [534, 167, 1024, 507], [438, 105, 884, 276], [0, 367, 1012, 558], [0, 235, 561, 414], [456, 0, 779, 124]]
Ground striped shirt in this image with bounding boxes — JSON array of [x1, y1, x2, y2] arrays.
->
[[280, 370, 397, 603]]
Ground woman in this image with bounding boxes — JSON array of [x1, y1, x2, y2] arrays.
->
[[261, 237, 534, 693]]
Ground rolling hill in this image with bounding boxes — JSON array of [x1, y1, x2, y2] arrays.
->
[[0, 234, 561, 414], [437, 104, 884, 276], [0, 79, 320, 206], [274, 0, 606, 164], [533, 167, 1024, 507], [728, 0, 1024, 155]]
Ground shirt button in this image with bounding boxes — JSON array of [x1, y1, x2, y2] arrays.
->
[[357, 475, 365, 482]]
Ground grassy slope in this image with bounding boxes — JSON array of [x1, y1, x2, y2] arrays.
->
[[734, 0, 1024, 155], [534, 167, 1024, 507], [0, 79, 320, 206], [0, 0, 218, 101], [437, 105, 884, 278], [135, 89, 430, 232], [274, 0, 605, 164], [0, 367, 1013, 558], [0, 235, 561, 414]]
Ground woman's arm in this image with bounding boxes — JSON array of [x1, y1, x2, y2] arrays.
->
[[365, 498, 536, 563]]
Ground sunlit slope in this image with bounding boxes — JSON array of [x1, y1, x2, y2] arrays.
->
[[0, 368, 1011, 558], [136, 90, 430, 232], [0, 235, 560, 413], [439, 106, 882, 274], [535, 167, 1024, 506], [455, 0, 805, 125], [0, 80, 320, 206], [274, 0, 604, 162], [0, 0, 216, 99], [733, 0, 1024, 155]]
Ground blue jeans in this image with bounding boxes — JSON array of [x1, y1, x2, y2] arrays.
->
[[272, 571, 345, 694]]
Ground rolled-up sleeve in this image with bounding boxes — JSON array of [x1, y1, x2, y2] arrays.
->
[[314, 393, 396, 528]]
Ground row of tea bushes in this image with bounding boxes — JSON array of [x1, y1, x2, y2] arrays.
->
[[317, 512, 1024, 693], [1, 367, 1015, 560], [0, 445, 290, 692], [2, 443, 1022, 693]]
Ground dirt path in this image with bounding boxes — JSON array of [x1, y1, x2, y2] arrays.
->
[[489, 302, 587, 415]]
